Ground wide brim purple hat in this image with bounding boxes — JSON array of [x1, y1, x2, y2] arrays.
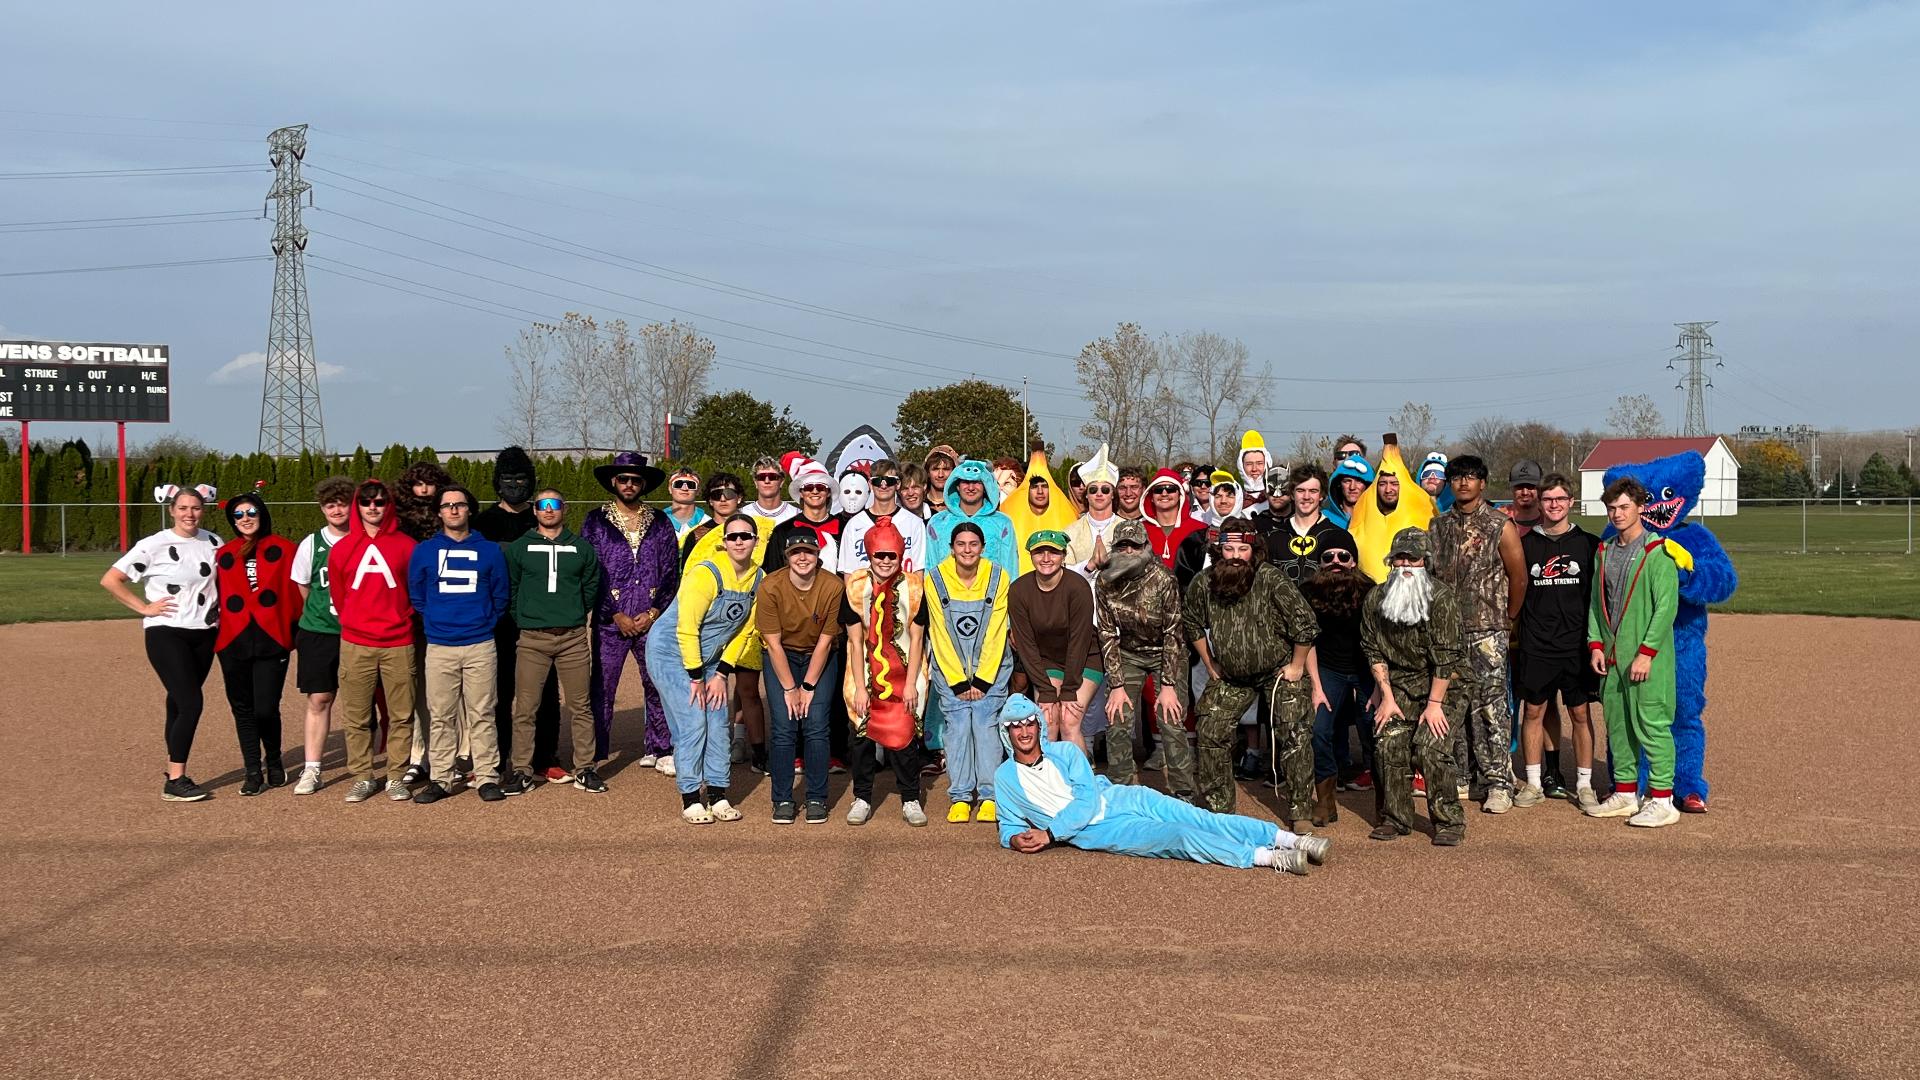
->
[[593, 451, 667, 496]]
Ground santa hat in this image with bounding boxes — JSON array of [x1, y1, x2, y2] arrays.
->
[[1147, 467, 1184, 491], [785, 453, 833, 504], [1076, 443, 1118, 487]]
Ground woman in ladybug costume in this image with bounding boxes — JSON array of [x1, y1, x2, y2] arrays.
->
[[214, 489, 300, 795]]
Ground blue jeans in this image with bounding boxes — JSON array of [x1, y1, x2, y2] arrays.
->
[[937, 685, 1007, 802], [644, 632, 731, 796], [765, 646, 840, 805], [1311, 666, 1370, 782]]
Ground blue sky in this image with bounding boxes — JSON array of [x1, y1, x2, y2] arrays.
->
[[3, 0, 1913, 455]]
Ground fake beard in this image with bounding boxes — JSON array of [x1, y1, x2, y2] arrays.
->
[[1301, 568, 1370, 620], [1380, 566, 1433, 626], [1099, 549, 1153, 586], [1209, 556, 1256, 603], [836, 471, 871, 515], [496, 473, 533, 507]]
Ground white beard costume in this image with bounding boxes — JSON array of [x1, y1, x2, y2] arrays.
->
[[1380, 565, 1434, 626]]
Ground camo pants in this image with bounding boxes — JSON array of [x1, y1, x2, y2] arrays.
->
[[1449, 629, 1515, 795], [1378, 677, 1466, 833], [1194, 671, 1311, 818]]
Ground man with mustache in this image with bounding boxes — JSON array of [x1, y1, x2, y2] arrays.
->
[[1182, 518, 1320, 820], [1361, 527, 1468, 847], [1095, 519, 1197, 799]]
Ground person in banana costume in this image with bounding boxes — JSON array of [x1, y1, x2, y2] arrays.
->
[[1004, 446, 1079, 574], [1346, 435, 1437, 583]]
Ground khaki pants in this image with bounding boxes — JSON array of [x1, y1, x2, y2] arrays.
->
[[338, 640, 417, 782], [514, 626, 594, 774], [425, 641, 501, 785]]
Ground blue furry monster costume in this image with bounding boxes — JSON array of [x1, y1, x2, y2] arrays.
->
[[1600, 451, 1738, 808]]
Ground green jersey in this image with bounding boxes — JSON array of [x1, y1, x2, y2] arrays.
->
[[293, 526, 346, 635]]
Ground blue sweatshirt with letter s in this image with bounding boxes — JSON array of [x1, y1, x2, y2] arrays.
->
[[408, 531, 511, 646]]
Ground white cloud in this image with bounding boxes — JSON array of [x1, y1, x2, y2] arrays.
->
[[209, 351, 351, 386]]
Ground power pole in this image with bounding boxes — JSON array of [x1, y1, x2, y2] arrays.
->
[[1668, 321, 1720, 437], [259, 124, 327, 455]]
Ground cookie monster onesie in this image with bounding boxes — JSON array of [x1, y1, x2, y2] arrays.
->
[[991, 694, 1324, 873], [1600, 451, 1737, 811]]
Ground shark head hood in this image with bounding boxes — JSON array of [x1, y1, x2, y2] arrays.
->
[[943, 458, 1001, 516], [996, 692, 1050, 754]]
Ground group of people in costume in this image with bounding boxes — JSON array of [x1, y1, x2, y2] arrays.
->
[[104, 425, 1732, 877]]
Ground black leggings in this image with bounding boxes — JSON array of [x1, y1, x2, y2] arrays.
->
[[219, 633, 291, 773], [146, 627, 218, 764]]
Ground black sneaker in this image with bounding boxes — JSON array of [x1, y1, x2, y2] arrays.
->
[[478, 782, 506, 802], [413, 782, 452, 804], [805, 800, 829, 824], [1541, 772, 1573, 801], [574, 768, 608, 793], [401, 762, 428, 786], [498, 772, 529, 797], [240, 772, 266, 797], [772, 801, 797, 824], [265, 761, 288, 788], [1432, 826, 1465, 847], [162, 775, 211, 802], [454, 755, 474, 780]]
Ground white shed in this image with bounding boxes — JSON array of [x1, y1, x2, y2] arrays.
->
[[1579, 436, 1740, 517]]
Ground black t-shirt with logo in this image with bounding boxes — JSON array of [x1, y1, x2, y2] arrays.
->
[[1518, 524, 1601, 659], [1267, 514, 1355, 585]]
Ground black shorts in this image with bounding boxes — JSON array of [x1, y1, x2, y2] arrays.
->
[[295, 627, 341, 695], [1515, 652, 1598, 708]]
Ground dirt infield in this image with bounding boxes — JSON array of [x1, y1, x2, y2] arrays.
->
[[2, 614, 1915, 1079]]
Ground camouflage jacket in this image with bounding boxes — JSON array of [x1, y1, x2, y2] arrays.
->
[[1359, 579, 1465, 691], [1095, 558, 1185, 684], [1182, 563, 1319, 681], [1430, 501, 1510, 634]]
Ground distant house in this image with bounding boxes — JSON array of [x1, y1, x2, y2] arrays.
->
[[1579, 436, 1740, 517]]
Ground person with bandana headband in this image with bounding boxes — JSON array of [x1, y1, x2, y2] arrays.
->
[[1175, 472, 1243, 589], [1004, 446, 1078, 574], [840, 458, 930, 573], [838, 516, 933, 826], [1141, 468, 1202, 568], [1360, 527, 1468, 846], [1324, 456, 1374, 530], [1008, 530, 1102, 753], [1301, 531, 1378, 821], [581, 452, 681, 775], [991, 695, 1329, 875], [927, 458, 1017, 572], [1182, 518, 1320, 820], [1095, 518, 1197, 798], [474, 448, 564, 784]]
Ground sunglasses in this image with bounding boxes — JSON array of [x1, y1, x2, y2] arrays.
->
[[708, 488, 742, 500], [613, 474, 645, 486], [671, 479, 699, 490], [870, 552, 899, 561], [1148, 485, 1180, 496], [724, 531, 756, 542], [535, 498, 564, 511], [230, 506, 260, 519], [1111, 541, 1144, 552], [1087, 485, 1114, 496], [1320, 550, 1356, 565], [872, 476, 899, 487], [754, 472, 782, 482], [358, 497, 388, 507], [438, 501, 471, 512], [801, 484, 829, 494]]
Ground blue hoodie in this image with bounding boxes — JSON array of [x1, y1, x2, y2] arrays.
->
[[926, 458, 1017, 572], [408, 530, 511, 646], [1324, 456, 1375, 530]]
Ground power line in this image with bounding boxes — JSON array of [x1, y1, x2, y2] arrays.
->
[[0, 164, 266, 180], [0, 208, 259, 227], [0, 214, 259, 235], [0, 108, 264, 128], [0, 255, 270, 278], [0, 126, 259, 143]]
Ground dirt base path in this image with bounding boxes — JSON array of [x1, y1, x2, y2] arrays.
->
[[1, 613, 1914, 1079]]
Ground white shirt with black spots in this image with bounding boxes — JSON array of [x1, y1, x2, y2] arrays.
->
[[113, 528, 222, 630]]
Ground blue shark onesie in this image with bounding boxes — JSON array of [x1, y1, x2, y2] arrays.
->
[[992, 695, 1293, 868]]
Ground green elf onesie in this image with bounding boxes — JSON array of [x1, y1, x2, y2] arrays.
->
[[1588, 533, 1680, 798]]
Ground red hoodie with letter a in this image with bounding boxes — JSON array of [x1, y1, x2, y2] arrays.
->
[[329, 479, 418, 648]]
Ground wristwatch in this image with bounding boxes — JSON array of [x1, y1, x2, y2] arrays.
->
[[801, 681, 816, 691]]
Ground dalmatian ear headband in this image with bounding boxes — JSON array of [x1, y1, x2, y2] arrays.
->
[[153, 483, 218, 504]]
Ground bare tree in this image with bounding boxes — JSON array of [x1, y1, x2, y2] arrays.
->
[[1606, 393, 1667, 438], [1166, 330, 1262, 461], [495, 326, 553, 448], [544, 313, 609, 452], [594, 319, 648, 452], [1386, 401, 1437, 460], [1457, 416, 1517, 463], [1076, 321, 1168, 465], [1287, 431, 1332, 471], [641, 319, 714, 442]]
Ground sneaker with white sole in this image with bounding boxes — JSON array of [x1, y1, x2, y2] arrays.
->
[[1627, 798, 1681, 828], [1294, 834, 1331, 866], [655, 755, 677, 778], [637, 753, 658, 769], [1512, 783, 1545, 808], [1273, 849, 1311, 877], [1576, 786, 1602, 813], [846, 798, 873, 826], [385, 779, 412, 801], [1483, 788, 1513, 814], [292, 766, 324, 796], [682, 802, 715, 825], [1586, 790, 1641, 818], [711, 798, 743, 822], [343, 778, 380, 803], [901, 800, 928, 827]]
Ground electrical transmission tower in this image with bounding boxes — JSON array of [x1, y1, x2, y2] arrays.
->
[[1668, 321, 1721, 437], [258, 123, 326, 455]]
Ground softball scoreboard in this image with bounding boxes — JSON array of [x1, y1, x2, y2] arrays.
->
[[0, 340, 171, 423]]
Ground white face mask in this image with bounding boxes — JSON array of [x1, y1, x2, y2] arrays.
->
[[837, 472, 871, 515]]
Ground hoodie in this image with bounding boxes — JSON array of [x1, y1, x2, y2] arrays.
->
[[329, 480, 419, 649], [927, 458, 1017, 572], [1324, 457, 1375, 530], [409, 529, 511, 647], [213, 491, 299, 652], [1141, 467, 1203, 568], [990, 696, 1115, 848]]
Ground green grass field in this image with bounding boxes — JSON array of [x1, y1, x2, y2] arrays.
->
[[2, 505, 1913, 624]]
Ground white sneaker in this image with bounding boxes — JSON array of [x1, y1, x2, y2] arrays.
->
[[1628, 798, 1681, 828], [1586, 791, 1641, 818], [1483, 788, 1513, 814], [1576, 786, 1602, 812], [292, 765, 323, 796], [1456, 785, 1471, 802], [637, 753, 658, 769], [682, 802, 715, 825], [710, 798, 743, 822], [901, 800, 928, 827], [655, 755, 677, 777], [846, 798, 873, 825]]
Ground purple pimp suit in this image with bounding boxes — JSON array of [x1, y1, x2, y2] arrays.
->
[[582, 502, 681, 759]]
